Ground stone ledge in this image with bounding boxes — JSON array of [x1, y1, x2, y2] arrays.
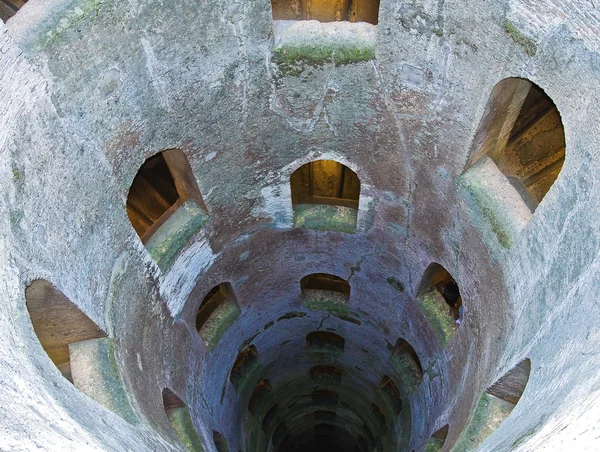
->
[[293, 204, 358, 233], [69, 337, 138, 424], [458, 156, 533, 250], [272, 20, 376, 67], [145, 199, 208, 272]]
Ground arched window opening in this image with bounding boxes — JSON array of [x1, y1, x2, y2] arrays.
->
[[301, 273, 351, 313], [248, 379, 272, 416], [126, 149, 208, 271], [229, 345, 262, 393], [306, 331, 345, 356], [312, 389, 339, 406], [196, 283, 240, 352], [290, 160, 360, 233], [463, 78, 565, 243], [425, 424, 449, 451], [213, 431, 230, 452], [362, 423, 376, 450], [25, 280, 106, 383], [162, 389, 204, 451], [487, 358, 531, 404], [262, 405, 281, 432], [313, 410, 337, 422], [25, 280, 137, 422], [416, 264, 462, 347], [310, 365, 343, 384], [369, 403, 388, 435], [0, 0, 27, 22], [272, 422, 288, 447], [301, 273, 351, 294], [271, 0, 380, 25], [455, 359, 531, 450], [391, 339, 423, 394], [379, 376, 403, 416]]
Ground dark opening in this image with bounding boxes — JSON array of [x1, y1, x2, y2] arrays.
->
[[262, 405, 281, 432], [467, 78, 565, 210], [271, 0, 380, 24], [127, 149, 206, 242], [127, 153, 179, 240], [213, 431, 230, 452], [425, 424, 449, 451], [310, 365, 343, 384], [393, 339, 423, 376], [306, 331, 346, 352], [379, 376, 403, 416], [291, 160, 360, 209], [272, 422, 288, 446], [456, 359, 531, 449], [391, 338, 424, 393], [421, 263, 463, 322], [162, 388, 186, 412], [313, 410, 337, 422], [312, 389, 339, 406], [25, 280, 106, 383], [0, 0, 27, 22], [229, 345, 261, 392], [195, 283, 240, 351], [487, 358, 531, 405], [369, 403, 388, 435], [248, 379, 272, 416], [301, 273, 351, 295]]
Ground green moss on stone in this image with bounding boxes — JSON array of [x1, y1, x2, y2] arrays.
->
[[302, 290, 349, 315], [199, 301, 240, 352], [503, 21, 537, 56], [391, 352, 421, 395], [459, 175, 517, 249], [69, 338, 138, 425], [417, 289, 456, 347], [38, 0, 109, 49], [453, 392, 516, 452], [167, 407, 205, 451], [273, 40, 374, 74], [145, 200, 209, 272], [231, 359, 262, 394], [293, 204, 357, 233], [425, 437, 445, 452]]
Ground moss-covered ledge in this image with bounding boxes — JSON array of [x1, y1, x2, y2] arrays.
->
[[69, 337, 138, 424], [458, 157, 532, 250], [167, 407, 205, 452], [452, 392, 516, 451], [416, 288, 457, 347], [391, 351, 422, 395], [198, 300, 240, 352], [302, 289, 350, 315], [272, 20, 376, 68], [293, 204, 358, 233], [145, 200, 208, 272]]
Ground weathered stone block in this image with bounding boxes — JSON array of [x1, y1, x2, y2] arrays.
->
[[293, 204, 358, 233], [69, 337, 137, 424], [416, 288, 457, 347], [167, 407, 205, 452], [145, 200, 208, 272]]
